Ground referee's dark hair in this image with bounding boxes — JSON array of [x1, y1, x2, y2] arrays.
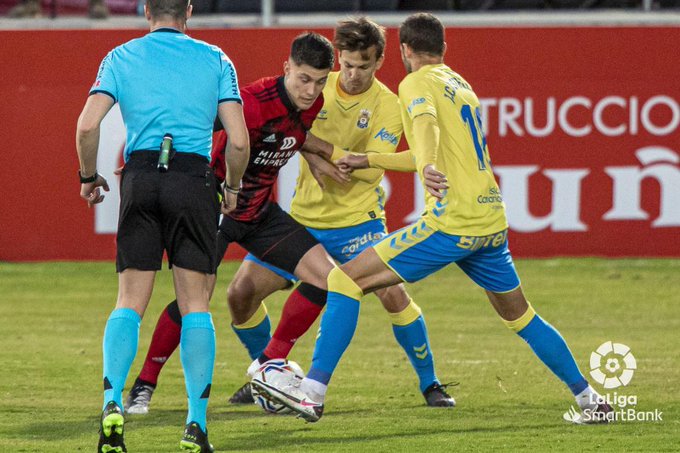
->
[[290, 32, 335, 70], [147, 0, 191, 21], [399, 13, 445, 57], [334, 17, 386, 60]]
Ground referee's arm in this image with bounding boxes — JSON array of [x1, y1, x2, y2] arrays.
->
[[76, 93, 114, 176], [217, 101, 249, 213], [76, 93, 114, 206]]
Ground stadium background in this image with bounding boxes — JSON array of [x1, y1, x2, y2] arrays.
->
[[1, 4, 679, 262], [0, 5, 678, 452]]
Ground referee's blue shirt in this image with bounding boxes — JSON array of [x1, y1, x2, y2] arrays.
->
[[90, 28, 242, 162]]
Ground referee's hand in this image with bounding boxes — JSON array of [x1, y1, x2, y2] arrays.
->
[[80, 174, 110, 208], [221, 189, 238, 215]]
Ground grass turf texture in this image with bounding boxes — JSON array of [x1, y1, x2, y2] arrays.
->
[[0, 259, 678, 452]]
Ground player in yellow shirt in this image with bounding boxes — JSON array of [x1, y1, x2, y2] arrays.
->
[[255, 13, 613, 424], [225, 17, 454, 409]]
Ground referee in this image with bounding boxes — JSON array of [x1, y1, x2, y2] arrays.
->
[[76, 0, 249, 451]]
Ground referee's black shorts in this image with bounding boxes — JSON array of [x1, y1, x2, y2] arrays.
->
[[116, 151, 220, 274], [216, 202, 319, 276]]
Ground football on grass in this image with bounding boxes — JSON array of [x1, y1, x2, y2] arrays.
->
[[251, 359, 304, 414]]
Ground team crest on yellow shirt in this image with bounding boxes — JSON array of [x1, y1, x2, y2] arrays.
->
[[357, 109, 371, 129]]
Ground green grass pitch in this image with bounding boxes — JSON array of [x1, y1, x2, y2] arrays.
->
[[0, 259, 678, 452]]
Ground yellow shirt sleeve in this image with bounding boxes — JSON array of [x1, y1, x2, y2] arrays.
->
[[331, 146, 383, 183], [399, 76, 440, 176], [367, 150, 416, 172], [411, 114, 440, 175]]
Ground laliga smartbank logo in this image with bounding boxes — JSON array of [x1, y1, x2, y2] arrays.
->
[[589, 341, 636, 388], [563, 342, 663, 424]]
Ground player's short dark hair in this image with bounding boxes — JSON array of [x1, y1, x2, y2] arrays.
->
[[399, 13, 445, 56], [290, 32, 335, 70], [334, 17, 386, 60], [146, 0, 190, 21]]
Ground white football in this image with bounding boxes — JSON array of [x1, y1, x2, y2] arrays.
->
[[250, 359, 304, 414]]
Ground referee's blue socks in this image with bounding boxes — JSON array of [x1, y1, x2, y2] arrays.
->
[[390, 300, 438, 393], [231, 303, 271, 360], [506, 304, 588, 395], [103, 308, 141, 410], [180, 312, 215, 432], [308, 267, 363, 385]]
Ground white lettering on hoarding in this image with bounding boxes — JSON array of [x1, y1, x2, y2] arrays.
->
[[494, 146, 680, 231], [494, 166, 589, 232], [604, 147, 680, 227], [480, 95, 679, 137]]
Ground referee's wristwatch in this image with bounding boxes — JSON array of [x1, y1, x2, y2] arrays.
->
[[79, 170, 98, 184]]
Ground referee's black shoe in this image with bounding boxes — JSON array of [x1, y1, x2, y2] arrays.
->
[[423, 382, 456, 407], [98, 401, 126, 453], [180, 422, 214, 453]]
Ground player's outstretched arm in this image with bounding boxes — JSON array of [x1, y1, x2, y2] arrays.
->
[[368, 150, 416, 172], [304, 133, 383, 184], [337, 150, 447, 198], [218, 102, 249, 214]]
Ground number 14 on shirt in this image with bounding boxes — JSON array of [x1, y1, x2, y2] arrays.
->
[[461, 104, 490, 171]]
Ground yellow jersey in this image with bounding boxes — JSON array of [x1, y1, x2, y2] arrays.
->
[[399, 64, 508, 236], [290, 71, 403, 229]]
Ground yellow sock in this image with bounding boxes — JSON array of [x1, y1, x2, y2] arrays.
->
[[502, 303, 536, 332], [389, 299, 422, 326], [233, 303, 268, 329]]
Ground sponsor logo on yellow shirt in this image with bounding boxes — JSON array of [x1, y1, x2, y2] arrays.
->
[[373, 128, 398, 145]]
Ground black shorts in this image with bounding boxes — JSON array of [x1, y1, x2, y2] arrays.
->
[[116, 151, 220, 274], [216, 202, 319, 275]]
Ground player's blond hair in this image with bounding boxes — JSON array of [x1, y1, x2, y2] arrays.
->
[[334, 17, 386, 60]]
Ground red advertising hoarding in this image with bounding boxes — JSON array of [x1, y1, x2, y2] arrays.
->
[[0, 27, 678, 261]]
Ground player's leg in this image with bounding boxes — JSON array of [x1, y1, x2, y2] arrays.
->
[[376, 284, 453, 406], [458, 230, 612, 421], [280, 221, 455, 420], [229, 254, 293, 361], [487, 288, 611, 419], [238, 204, 332, 366], [255, 246, 400, 421], [227, 255, 292, 404], [312, 220, 450, 406], [258, 256, 330, 362], [490, 286, 611, 417]]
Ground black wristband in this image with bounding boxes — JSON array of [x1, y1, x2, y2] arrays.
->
[[79, 171, 98, 184]]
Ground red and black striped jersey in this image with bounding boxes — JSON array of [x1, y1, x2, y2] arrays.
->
[[212, 76, 323, 222]]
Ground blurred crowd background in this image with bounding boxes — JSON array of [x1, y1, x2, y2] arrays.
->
[[3, 0, 679, 20]]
